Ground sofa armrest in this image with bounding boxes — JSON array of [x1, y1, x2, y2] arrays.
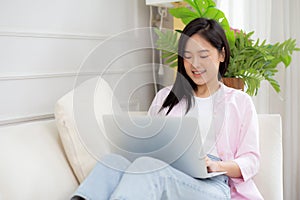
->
[[0, 120, 78, 200], [254, 114, 283, 200]]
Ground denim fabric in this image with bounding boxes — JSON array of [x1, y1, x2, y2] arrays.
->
[[71, 154, 230, 200]]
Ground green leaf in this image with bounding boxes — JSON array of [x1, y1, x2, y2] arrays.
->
[[170, 61, 178, 68], [154, 28, 163, 37], [193, 0, 209, 15], [280, 55, 292, 67], [226, 29, 235, 48], [154, 28, 179, 68], [267, 78, 281, 93], [165, 53, 178, 64], [169, 7, 200, 19], [161, 51, 174, 59], [184, 0, 200, 14]]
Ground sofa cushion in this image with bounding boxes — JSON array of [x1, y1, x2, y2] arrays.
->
[[54, 77, 121, 183], [0, 120, 78, 200]]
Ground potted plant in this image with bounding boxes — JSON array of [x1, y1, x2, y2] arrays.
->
[[155, 0, 299, 96]]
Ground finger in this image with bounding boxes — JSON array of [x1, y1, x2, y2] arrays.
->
[[205, 156, 210, 162], [205, 157, 210, 165]]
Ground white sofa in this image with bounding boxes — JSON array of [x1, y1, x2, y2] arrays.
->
[[0, 114, 283, 200], [0, 75, 283, 200]]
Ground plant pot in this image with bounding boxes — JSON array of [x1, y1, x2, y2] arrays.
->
[[222, 77, 244, 91]]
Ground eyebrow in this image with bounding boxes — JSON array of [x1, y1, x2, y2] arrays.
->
[[184, 50, 209, 53]]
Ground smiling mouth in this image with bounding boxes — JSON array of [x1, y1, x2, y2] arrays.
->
[[193, 69, 207, 75]]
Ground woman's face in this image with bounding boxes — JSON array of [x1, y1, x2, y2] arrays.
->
[[183, 34, 224, 87]]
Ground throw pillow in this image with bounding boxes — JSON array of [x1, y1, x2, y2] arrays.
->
[[54, 77, 121, 183]]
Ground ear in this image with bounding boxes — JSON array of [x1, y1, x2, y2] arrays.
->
[[219, 47, 225, 62]]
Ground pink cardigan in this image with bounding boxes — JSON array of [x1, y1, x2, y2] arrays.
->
[[148, 83, 263, 200]]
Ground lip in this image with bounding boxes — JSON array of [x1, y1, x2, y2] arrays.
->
[[192, 69, 207, 75]]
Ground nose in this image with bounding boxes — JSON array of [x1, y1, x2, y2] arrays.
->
[[191, 56, 199, 68]]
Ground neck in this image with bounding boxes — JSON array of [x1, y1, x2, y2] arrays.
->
[[194, 81, 220, 98]]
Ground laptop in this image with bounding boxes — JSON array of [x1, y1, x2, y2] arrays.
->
[[102, 114, 226, 179]]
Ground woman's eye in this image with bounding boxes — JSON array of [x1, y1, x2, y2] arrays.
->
[[183, 55, 192, 59], [200, 55, 209, 58]]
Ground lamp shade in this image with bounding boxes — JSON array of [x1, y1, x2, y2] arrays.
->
[[145, 0, 183, 7]]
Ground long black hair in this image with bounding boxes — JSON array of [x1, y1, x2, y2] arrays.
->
[[160, 18, 230, 115]]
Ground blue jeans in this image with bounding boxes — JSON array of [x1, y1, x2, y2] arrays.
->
[[71, 154, 230, 200]]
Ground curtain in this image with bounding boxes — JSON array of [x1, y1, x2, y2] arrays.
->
[[271, 1, 300, 199], [218, 0, 300, 199]]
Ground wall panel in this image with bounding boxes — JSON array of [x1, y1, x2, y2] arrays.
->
[[0, 0, 154, 124]]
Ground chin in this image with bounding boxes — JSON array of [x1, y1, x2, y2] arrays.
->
[[193, 79, 208, 86]]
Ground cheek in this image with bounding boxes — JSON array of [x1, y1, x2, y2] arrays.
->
[[183, 60, 191, 69], [209, 57, 221, 68], [183, 59, 190, 65]]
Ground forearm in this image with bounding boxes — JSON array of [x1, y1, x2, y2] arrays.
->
[[216, 160, 242, 178]]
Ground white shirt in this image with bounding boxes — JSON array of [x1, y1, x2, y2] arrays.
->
[[195, 96, 213, 142], [194, 95, 218, 157]]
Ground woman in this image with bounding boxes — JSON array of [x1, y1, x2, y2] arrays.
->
[[72, 18, 262, 200]]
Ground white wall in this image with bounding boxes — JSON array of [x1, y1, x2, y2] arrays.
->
[[0, 0, 155, 124]]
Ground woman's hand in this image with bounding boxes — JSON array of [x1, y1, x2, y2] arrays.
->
[[205, 156, 242, 178], [205, 156, 221, 172]]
